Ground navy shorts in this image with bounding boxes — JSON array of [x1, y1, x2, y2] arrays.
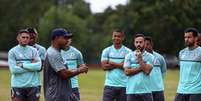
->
[[127, 93, 153, 101], [152, 91, 165, 101], [174, 93, 201, 101], [102, 86, 126, 101], [11, 86, 41, 101]]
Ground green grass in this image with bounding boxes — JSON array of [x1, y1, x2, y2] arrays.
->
[[0, 68, 179, 101]]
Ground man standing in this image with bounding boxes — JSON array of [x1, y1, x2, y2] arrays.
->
[[101, 30, 132, 101], [27, 27, 46, 63], [124, 34, 154, 101], [175, 28, 201, 101], [145, 36, 166, 101], [8, 29, 42, 101], [43, 28, 88, 101], [61, 32, 88, 100]]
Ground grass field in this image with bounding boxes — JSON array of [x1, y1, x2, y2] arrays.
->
[[0, 68, 179, 101]]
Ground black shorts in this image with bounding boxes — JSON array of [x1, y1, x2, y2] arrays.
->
[[102, 86, 126, 101], [127, 93, 153, 101], [11, 86, 41, 101], [174, 93, 201, 101], [152, 91, 165, 101]]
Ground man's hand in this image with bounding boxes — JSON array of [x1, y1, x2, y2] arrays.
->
[[135, 50, 143, 63], [78, 64, 88, 73], [124, 68, 132, 76], [16, 63, 23, 68], [32, 60, 37, 63]]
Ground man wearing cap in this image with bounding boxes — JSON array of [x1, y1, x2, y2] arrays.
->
[[27, 27, 46, 65], [8, 29, 42, 101], [61, 31, 88, 100], [43, 28, 88, 101]]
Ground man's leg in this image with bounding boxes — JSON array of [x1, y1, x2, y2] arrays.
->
[[152, 91, 165, 101], [11, 88, 25, 101], [116, 87, 126, 101], [174, 93, 189, 101], [26, 86, 41, 101], [102, 86, 116, 101], [140, 93, 153, 101], [189, 94, 201, 101], [127, 94, 139, 101]]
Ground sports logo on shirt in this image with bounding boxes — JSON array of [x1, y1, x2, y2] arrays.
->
[[69, 53, 75, 59], [120, 52, 125, 57]]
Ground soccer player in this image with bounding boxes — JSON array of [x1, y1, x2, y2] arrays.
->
[[145, 36, 166, 101], [174, 28, 201, 101], [43, 28, 88, 101], [101, 30, 132, 101], [8, 29, 42, 101], [61, 32, 88, 100], [27, 27, 46, 63], [124, 34, 154, 101]]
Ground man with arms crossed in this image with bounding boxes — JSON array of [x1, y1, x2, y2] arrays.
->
[[174, 28, 201, 101], [61, 32, 88, 100], [101, 30, 132, 101], [43, 28, 88, 101], [124, 34, 154, 101], [8, 29, 42, 101], [145, 36, 166, 101]]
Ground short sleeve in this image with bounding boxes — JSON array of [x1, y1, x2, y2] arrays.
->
[[101, 48, 109, 61], [47, 51, 65, 72], [77, 51, 84, 65], [40, 47, 46, 61], [124, 54, 131, 68], [147, 54, 154, 67]]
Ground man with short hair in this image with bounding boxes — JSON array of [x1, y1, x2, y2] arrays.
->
[[61, 32, 88, 100], [101, 30, 132, 101], [8, 29, 42, 101], [43, 28, 88, 101], [145, 36, 166, 101], [27, 27, 46, 63], [124, 34, 154, 101], [174, 28, 201, 101]]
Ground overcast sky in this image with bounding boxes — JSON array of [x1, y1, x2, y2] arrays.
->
[[84, 0, 128, 13]]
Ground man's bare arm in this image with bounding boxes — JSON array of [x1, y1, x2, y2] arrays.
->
[[124, 67, 142, 76], [101, 61, 116, 71]]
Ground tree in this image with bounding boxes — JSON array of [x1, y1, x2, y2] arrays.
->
[[0, 0, 53, 50]]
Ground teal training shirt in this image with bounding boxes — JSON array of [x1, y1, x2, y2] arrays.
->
[[61, 46, 84, 88], [149, 51, 166, 91], [33, 44, 46, 61], [124, 50, 154, 94], [101, 45, 132, 87], [44, 46, 71, 101], [155, 52, 167, 80], [177, 46, 201, 94], [8, 45, 42, 87]]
